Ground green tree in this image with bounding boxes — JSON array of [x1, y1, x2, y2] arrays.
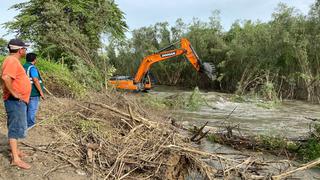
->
[[5, 0, 127, 90], [5, 0, 127, 66], [0, 38, 8, 56]]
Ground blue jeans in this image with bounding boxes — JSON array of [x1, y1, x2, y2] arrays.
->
[[4, 100, 27, 139], [27, 96, 40, 128]]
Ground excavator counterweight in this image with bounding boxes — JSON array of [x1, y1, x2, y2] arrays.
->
[[109, 38, 215, 91]]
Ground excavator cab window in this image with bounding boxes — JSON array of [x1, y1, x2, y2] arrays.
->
[[109, 76, 133, 81]]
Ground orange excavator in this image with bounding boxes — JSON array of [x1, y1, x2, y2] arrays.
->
[[109, 38, 215, 91]]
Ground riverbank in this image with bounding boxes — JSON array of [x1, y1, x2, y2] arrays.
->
[[0, 91, 319, 179]]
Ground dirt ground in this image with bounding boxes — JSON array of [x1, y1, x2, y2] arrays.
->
[[0, 98, 89, 180]]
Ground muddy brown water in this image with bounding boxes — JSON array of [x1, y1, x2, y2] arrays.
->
[[151, 86, 320, 179], [151, 86, 320, 139]]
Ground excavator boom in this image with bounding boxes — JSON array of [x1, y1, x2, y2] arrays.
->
[[133, 48, 187, 83], [109, 38, 215, 91]]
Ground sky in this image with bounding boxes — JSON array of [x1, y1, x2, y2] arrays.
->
[[0, 0, 316, 41]]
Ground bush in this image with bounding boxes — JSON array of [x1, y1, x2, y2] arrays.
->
[[141, 87, 206, 111], [186, 87, 205, 111], [72, 59, 116, 92], [298, 124, 320, 162]]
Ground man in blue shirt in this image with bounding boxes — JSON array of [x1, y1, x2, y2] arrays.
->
[[23, 53, 45, 129]]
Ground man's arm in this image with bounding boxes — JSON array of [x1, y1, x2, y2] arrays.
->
[[29, 67, 45, 99], [2, 75, 20, 99], [32, 78, 44, 99]]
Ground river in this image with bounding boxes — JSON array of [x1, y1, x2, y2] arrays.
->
[[151, 85, 320, 179], [151, 86, 320, 139]]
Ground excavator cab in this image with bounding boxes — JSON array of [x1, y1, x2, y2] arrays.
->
[[109, 75, 139, 91], [109, 74, 152, 91], [109, 38, 216, 91]]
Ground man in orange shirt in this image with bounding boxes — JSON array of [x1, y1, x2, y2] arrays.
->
[[1, 39, 31, 169]]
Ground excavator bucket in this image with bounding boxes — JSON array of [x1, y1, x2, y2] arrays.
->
[[201, 62, 216, 81]]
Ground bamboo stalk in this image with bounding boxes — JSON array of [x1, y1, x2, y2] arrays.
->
[[272, 158, 320, 180]]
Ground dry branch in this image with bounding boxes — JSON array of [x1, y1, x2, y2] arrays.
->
[[272, 158, 320, 180]]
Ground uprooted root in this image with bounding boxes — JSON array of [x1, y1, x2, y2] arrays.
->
[[24, 93, 320, 179]]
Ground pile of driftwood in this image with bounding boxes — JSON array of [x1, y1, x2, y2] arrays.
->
[[192, 120, 320, 160], [23, 92, 320, 179], [191, 122, 292, 155]]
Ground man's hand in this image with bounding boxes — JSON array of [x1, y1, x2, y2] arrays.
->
[[32, 78, 45, 100], [40, 93, 45, 100], [2, 75, 22, 100], [11, 92, 22, 100]]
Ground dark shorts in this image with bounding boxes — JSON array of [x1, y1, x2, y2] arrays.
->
[[4, 99, 27, 139]]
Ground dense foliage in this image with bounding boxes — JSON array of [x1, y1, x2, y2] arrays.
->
[[0, 38, 8, 56], [107, 3, 320, 103]]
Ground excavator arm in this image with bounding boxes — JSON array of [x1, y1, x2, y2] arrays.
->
[[109, 38, 215, 91], [134, 49, 186, 83], [180, 38, 202, 71]]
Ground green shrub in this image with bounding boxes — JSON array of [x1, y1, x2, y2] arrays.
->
[[186, 87, 205, 111], [140, 94, 168, 109], [299, 139, 320, 161], [256, 135, 290, 150], [72, 58, 116, 92], [37, 58, 86, 98], [141, 87, 206, 111], [299, 124, 320, 162], [77, 119, 101, 134], [207, 134, 219, 143], [230, 94, 247, 103]]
